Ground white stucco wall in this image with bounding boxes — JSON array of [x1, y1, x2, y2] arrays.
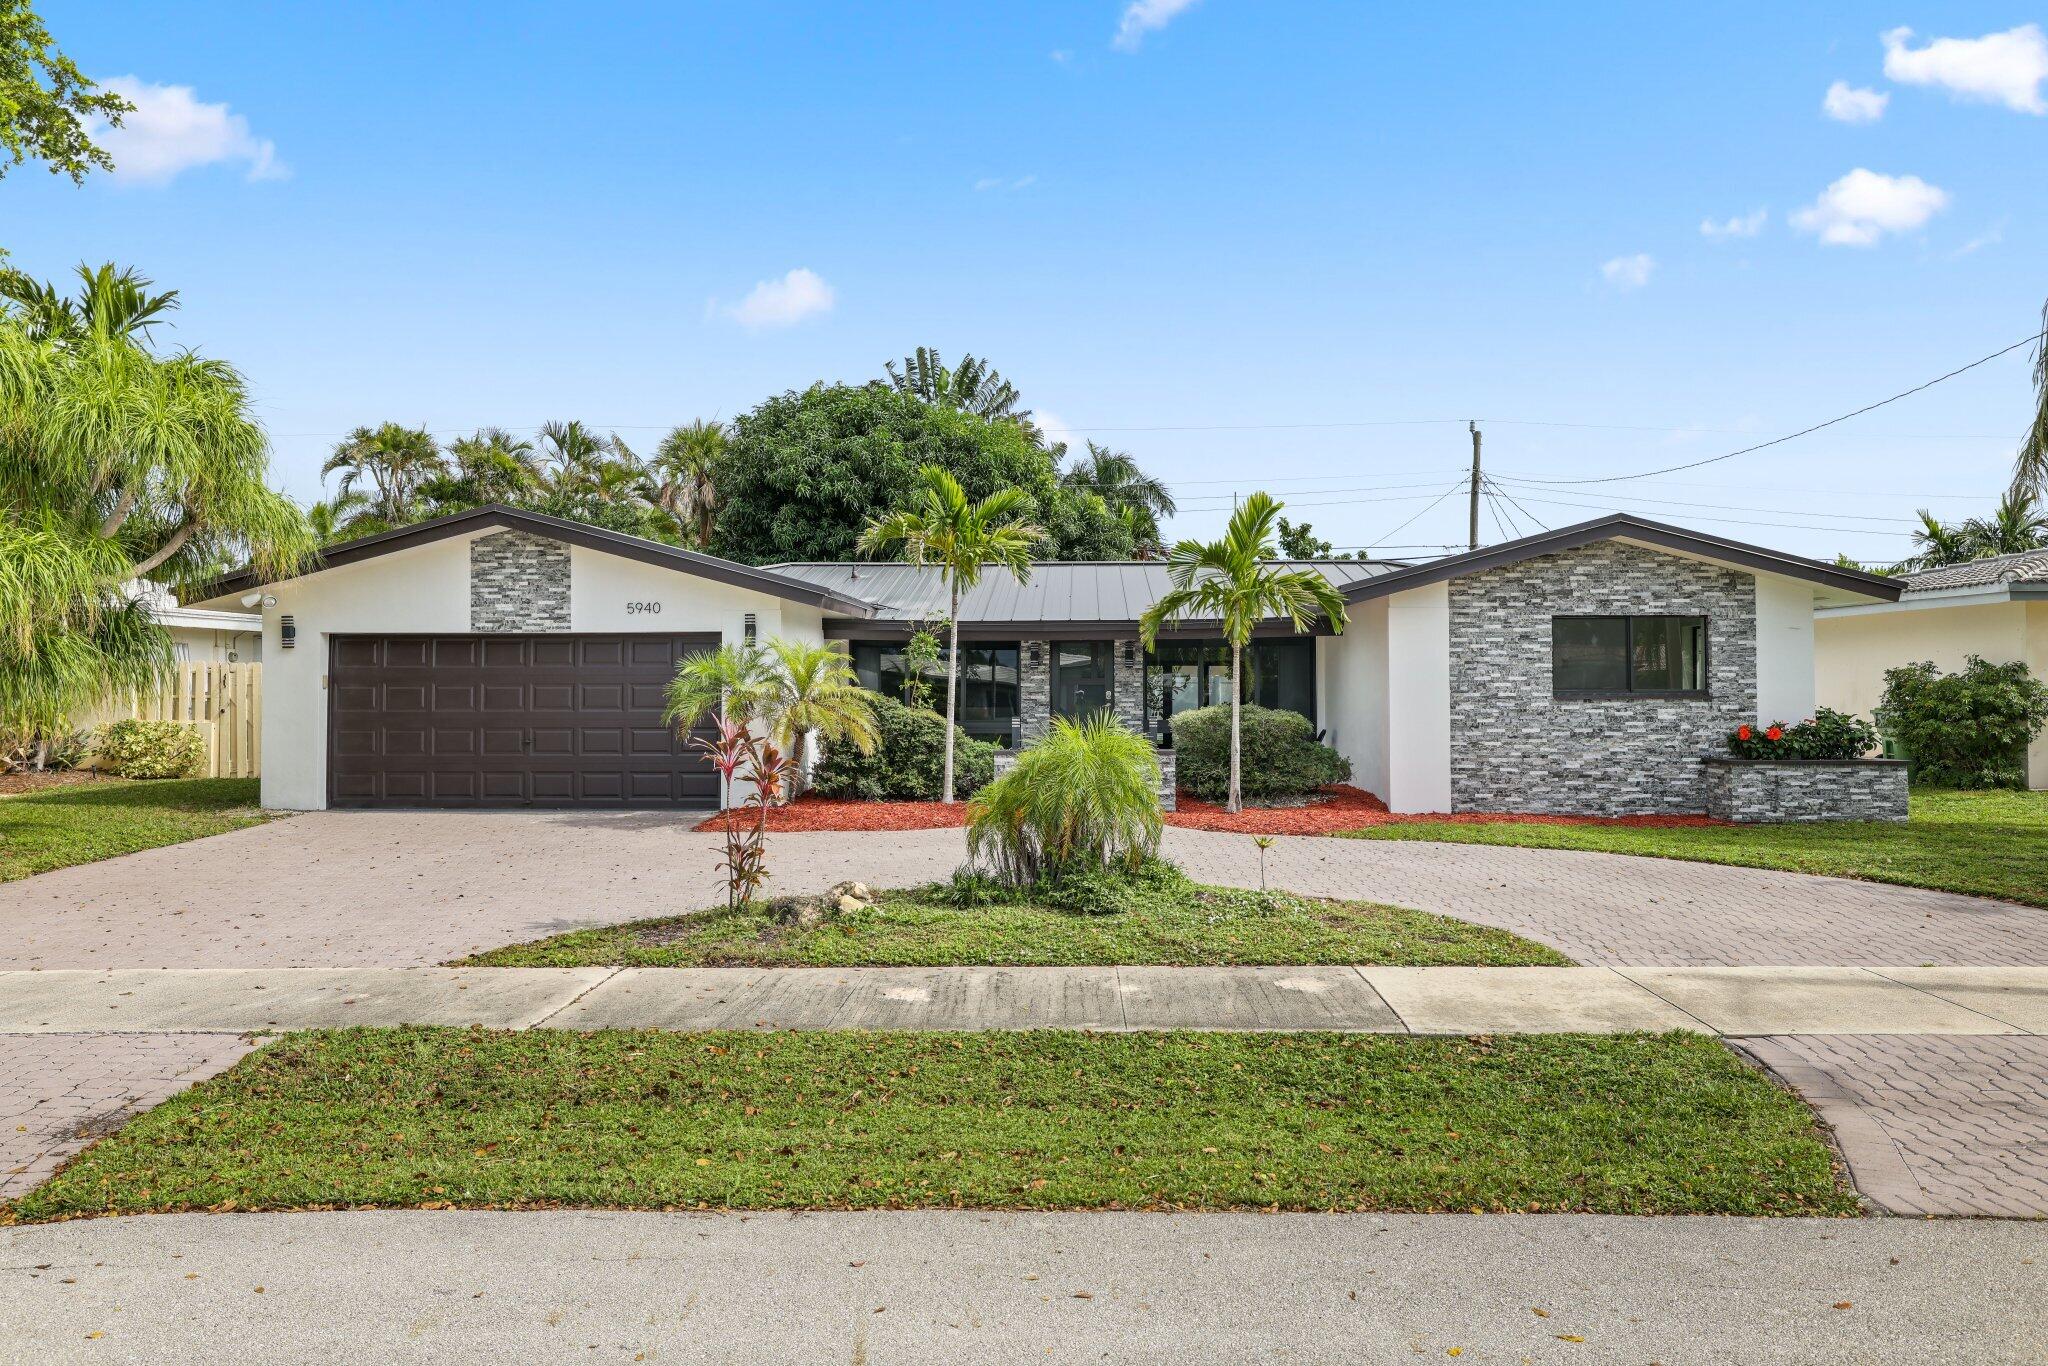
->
[[240, 529, 828, 811], [1317, 600, 1389, 802], [1384, 582, 1452, 813], [1753, 572, 1817, 726], [1817, 597, 2046, 788], [163, 623, 262, 665]]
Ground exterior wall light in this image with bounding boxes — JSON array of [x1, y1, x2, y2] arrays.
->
[[281, 615, 296, 650], [743, 612, 757, 645]]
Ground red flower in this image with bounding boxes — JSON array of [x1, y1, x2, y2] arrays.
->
[[1737, 725, 1752, 742], [1765, 725, 1784, 742]]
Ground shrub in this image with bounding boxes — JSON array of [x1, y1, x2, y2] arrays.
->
[[96, 719, 207, 779], [811, 693, 995, 801], [1726, 707, 1878, 761], [1172, 703, 1350, 803], [1876, 656, 2048, 789], [967, 714, 1162, 886], [0, 726, 93, 774]]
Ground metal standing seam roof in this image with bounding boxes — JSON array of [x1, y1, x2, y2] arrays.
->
[[764, 559, 1403, 623], [1895, 549, 2048, 594]]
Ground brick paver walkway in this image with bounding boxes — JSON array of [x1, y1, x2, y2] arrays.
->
[[1738, 1035, 2048, 1218], [0, 1033, 254, 1197], [2, 813, 2042, 970]]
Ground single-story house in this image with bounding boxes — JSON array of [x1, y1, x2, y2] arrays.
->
[[191, 504, 1899, 815], [133, 583, 263, 665], [1817, 549, 2048, 789]]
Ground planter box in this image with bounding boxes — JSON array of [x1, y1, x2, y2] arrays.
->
[[1700, 757, 1909, 824]]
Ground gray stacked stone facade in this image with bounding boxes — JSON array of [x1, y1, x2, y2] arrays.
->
[[1703, 759, 1908, 823], [1015, 637, 1147, 742], [1447, 541, 1757, 816], [470, 530, 571, 632]]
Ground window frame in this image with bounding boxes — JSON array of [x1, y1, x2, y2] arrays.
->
[[1551, 614, 1710, 699]]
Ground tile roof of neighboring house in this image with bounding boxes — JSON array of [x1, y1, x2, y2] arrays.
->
[[765, 559, 1403, 625], [1896, 549, 2048, 594]]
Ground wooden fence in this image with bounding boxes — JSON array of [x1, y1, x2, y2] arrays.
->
[[89, 663, 263, 779]]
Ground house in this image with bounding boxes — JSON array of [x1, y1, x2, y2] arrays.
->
[[190, 504, 1899, 815], [133, 583, 263, 665], [1816, 550, 2048, 789]]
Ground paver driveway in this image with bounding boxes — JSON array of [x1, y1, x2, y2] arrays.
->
[[0, 810, 2042, 970]]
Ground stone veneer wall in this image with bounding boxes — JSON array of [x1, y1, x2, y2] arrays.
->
[[470, 530, 571, 632], [1447, 541, 1757, 816], [1702, 759, 1908, 823]]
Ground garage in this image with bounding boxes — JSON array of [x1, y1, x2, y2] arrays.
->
[[327, 633, 719, 808]]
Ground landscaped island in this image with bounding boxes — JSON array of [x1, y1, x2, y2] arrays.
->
[[460, 870, 1569, 968], [3, 1027, 1856, 1222]]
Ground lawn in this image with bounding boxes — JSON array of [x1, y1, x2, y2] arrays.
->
[[460, 880, 1570, 968], [2, 1027, 1856, 1222], [0, 777, 274, 882], [1338, 789, 2048, 910]]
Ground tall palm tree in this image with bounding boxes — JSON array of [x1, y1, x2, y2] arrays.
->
[[537, 419, 621, 494], [1139, 493, 1350, 813], [1960, 489, 2048, 556], [1905, 509, 1977, 570], [321, 423, 444, 524], [2014, 297, 2048, 501], [884, 347, 1037, 438], [0, 262, 179, 345], [858, 465, 1043, 803], [645, 419, 725, 547], [1063, 442, 1175, 548], [445, 427, 543, 504]]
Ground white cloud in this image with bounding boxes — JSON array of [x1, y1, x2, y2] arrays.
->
[[1600, 253, 1655, 289], [1050, 49, 1073, 65], [975, 174, 1037, 192], [1951, 221, 2006, 258], [1881, 25, 2048, 114], [1790, 168, 1949, 246], [1700, 208, 1767, 240], [87, 76, 285, 185], [1822, 80, 1889, 123], [1113, 0, 1199, 51], [721, 268, 836, 329]]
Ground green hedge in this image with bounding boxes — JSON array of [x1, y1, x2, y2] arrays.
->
[[1171, 703, 1349, 802], [811, 693, 996, 800], [1877, 656, 2048, 789], [96, 719, 208, 780]]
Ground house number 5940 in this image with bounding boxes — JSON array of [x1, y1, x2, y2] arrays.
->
[[626, 601, 662, 615]]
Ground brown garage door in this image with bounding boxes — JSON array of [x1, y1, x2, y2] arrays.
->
[[327, 634, 720, 808]]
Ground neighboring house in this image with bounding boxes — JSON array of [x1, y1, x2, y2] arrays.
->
[[1816, 550, 2048, 789], [133, 583, 263, 664], [191, 505, 1898, 815]]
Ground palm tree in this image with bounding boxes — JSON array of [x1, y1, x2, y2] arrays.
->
[[885, 347, 1037, 438], [1062, 442, 1175, 548], [0, 262, 179, 345], [766, 639, 879, 790], [306, 490, 375, 544], [858, 465, 1043, 803], [537, 420, 622, 494], [1904, 509, 1977, 570], [1961, 489, 2048, 556], [445, 427, 543, 504], [321, 423, 445, 524], [2014, 297, 2048, 501], [645, 419, 725, 547], [1139, 493, 1350, 813]]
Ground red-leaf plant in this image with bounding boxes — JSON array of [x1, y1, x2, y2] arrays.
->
[[695, 719, 794, 912]]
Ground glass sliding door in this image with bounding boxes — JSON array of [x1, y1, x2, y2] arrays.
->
[[1145, 637, 1317, 743]]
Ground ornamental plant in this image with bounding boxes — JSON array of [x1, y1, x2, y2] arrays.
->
[[1725, 708, 1877, 762], [1876, 656, 2048, 789], [96, 718, 206, 779], [967, 714, 1162, 890], [695, 718, 793, 912]]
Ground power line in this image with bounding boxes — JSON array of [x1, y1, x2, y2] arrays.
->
[[1496, 489, 1918, 537], [1488, 477, 1921, 524], [1485, 476, 1550, 534], [1363, 480, 1468, 549], [1510, 330, 2045, 487]]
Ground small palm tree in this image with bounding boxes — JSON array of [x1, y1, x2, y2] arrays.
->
[[1961, 489, 2048, 556], [1139, 492, 1349, 813], [664, 643, 780, 808], [645, 419, 725, 547], [768, 639, 879, 789], [858, 465, 1043, 803], [1063, 443, 1175, 522], [306, 490, 373, 543], [537, 419, 621, 494]]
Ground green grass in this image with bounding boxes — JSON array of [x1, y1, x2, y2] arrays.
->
[[459, 880, 1570, 968], [0, 778, 273, 882], [1338, 788, 2048, 910], [2, 1027, 1856, 1222]]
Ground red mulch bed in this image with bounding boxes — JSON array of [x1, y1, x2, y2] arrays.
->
[[694, 785, 1728, 835]]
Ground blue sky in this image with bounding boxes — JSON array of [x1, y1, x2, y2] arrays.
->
[[8, 3, 2046, 560]]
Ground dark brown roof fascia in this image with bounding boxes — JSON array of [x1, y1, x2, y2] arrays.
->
[[1339, 514, 1903, 604]]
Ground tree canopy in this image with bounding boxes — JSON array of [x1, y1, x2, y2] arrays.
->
[[0, 1, 131, 182], [710, 383, 1131, 563]]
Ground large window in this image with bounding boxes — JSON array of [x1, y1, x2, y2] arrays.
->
[[1144, 637, 1316, 742], [849, 640, 1020, 744], [1053, 641, 1115, 721], [1552, 616, 1707, 697]]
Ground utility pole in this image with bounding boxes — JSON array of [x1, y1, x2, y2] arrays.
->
[[1467, 421, 1483, 551]]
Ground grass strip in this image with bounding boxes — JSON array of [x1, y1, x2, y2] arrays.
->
[[0, 778, 272, 882], [5, 1027, 1855, 1222]]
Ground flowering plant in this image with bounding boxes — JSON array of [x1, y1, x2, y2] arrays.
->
[[1726, 708, 1877, 761], [696, 719, 794, 911]]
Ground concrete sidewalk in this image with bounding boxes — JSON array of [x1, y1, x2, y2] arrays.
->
[[2, 963, 2043, 1036]]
